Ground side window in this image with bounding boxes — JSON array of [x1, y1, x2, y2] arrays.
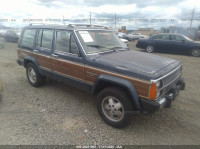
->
[[171, 35, 184, 41], [55, 30, 78, 55], [161, 34, 170, 40], [21, 29, 36, 48], [154, 35, 162, 40], [71, 36, 79, 55], [154, 34, 169, 40], [36, 29, 54, 49]]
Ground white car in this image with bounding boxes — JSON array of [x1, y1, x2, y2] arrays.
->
[[128, 33, 148, 39], [120, 38, 129, 46], [117, 32, 125, 38]]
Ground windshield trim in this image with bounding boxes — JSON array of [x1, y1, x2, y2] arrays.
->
[[74, 30, 126, 55]]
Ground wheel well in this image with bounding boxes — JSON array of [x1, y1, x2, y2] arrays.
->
[[94, 80, 137, 110], [24, 59, 33, 68]]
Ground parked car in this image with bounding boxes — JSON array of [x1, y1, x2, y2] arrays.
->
[[129, 33, 148, 39], [0, 30, 19, 43], [136, 33, 200, 57], [120, 38, 129, 46], [117, 32, 134, 41], [122, 34, 135, 41], [117, 32, 125, 38], [17, 24, 185, 128]]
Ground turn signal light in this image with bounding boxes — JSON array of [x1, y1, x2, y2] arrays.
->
[[149, 82, 157, 100]]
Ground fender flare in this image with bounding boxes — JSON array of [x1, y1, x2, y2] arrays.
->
[[24, 56, 42, 74], [92, 74, 141, 111]]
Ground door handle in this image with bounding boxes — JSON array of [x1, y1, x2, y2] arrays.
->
[[51, 54, 58, 58], [33, 50, 39, 53]]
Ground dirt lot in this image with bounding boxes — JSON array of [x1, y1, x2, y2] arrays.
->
[[0, 41, 200, 145]]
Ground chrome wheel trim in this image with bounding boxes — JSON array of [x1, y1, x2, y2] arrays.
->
[[28, 67, 36, 84], [192, 49, 200, 56], [146, 46, 154, 53], [102, 96, 124, 122]]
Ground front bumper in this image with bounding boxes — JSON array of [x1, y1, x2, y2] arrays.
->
[[140, 78, 185, 113], [136, 43, 146, 49]]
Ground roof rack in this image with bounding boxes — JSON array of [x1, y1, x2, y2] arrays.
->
[[29, 23, 62, 26], [68, 24, 108, 29]]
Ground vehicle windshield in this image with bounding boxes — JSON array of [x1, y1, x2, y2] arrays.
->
[[76, 30, 127, 54]]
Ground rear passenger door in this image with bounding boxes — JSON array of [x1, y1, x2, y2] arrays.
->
[[154, 34, 170, 51], [52, 30, 85, 82], [169, 35, 188, 52], [34, 29, 54, 71]]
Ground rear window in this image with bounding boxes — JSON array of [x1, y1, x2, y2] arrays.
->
[[171, 35, 185, 41], [21, 29, 36, 48], [154, 34, 170, 40]]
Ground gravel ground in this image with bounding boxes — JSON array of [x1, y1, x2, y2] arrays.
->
[[0, 41, 200, 145]]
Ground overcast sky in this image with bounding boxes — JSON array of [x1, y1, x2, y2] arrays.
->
[[0, 0, 200, 29]]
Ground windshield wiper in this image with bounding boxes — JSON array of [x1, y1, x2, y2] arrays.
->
[[86, 44, 106, 48], [109, 47, 128, 51]]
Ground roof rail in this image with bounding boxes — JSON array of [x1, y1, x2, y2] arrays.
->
[[29, 23, 62, 26], [29, 23, 46, 26], [68, 24, 108, 29]]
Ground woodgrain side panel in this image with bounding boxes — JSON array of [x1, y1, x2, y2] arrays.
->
[[85, 66, 150, 98], [17, 49, 150, 98], [33, 53, 52, 70], [17, 49, 32, 60], [52, 58, 85, 81]]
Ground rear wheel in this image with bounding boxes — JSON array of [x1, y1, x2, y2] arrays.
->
[[26, 63, 45, 87], [191, 48, 200, 57], [97, 87, 133, 128], [146, 45, 154, 53]]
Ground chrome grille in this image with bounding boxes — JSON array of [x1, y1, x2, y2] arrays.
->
[[161, 67, 182, 94], [162, 67, 181, 86]]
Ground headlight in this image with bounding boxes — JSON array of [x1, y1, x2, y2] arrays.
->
[[156, 91, 161, 98]]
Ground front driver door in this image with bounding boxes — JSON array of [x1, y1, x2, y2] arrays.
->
[[33, 29, 54, 71], [154, 34, 170, 51], [51, 30, 85, 86]]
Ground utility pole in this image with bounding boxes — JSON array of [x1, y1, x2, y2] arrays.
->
[[90, 12, 91, 26], [63, 16, 65, 25], [190, 8, 195, 29], [115, 13, 117, 28]]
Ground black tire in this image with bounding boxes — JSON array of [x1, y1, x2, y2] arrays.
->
[[26, 63, 45, 87], [146, 45, 155, 53], [191, 48, 200, 57], [97, 87, 133, 128]]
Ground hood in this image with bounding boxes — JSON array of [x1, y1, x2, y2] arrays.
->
[[89, 50, 179, 77], [191, 41, 200, 44]]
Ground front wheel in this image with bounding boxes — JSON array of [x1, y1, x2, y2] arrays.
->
[[26, 63, 45, 87], [97, 87, 133, 128], [146, 45, 154, 53], [191, 48, 200, 57]]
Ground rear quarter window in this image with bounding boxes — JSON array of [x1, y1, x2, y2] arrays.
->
[[21, 29, 36, 48]]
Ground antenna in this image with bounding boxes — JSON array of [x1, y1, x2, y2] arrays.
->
[[89, 12, 92, 26], [190, 8, 195, 29], [115, 13, 117, 28]]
